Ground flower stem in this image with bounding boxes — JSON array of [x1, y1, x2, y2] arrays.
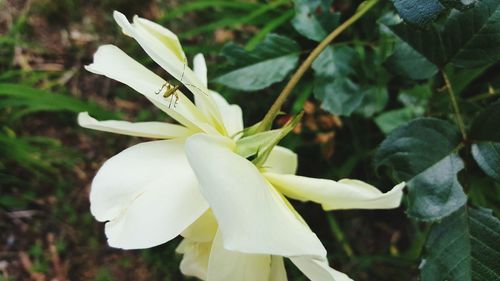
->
[[326, 213, 354, 257], [441, 70, 467, 139], [256, 0, 380, 132]]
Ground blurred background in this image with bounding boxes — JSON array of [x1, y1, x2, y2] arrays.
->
[[0, 0, 441, 280]]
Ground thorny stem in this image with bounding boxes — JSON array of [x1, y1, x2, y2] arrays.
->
[[441, 70, 467, 139], [256, 0, 380, 132]]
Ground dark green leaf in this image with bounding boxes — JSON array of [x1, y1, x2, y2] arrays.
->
[[312, 46, 357, 78], [390, 0, 500, 68], [314, 78, 366, 116], [215, 34, 300, 91], [420, 206, 500, 281], [470, 100, 500, 142], [472, 142, 500, 181], [375, 107, 414, 134], [406, 153, 466, 220], [375, 118, 466, 220], [356, 86, 388, 117], [375, 118, 462, 181], [291, 0, 340, 42], [470, 100, 500, 181], [385, 41, 438, 80], [440, 0, 477, 10], [393, 0, 445, 26]]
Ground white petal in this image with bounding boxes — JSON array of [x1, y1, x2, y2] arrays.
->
[[263, 146, 298, 175], [176, 238, 211, 280], [185, 133, 326, 257], [90, 140, 208, 249], [269, 256, 288, 281], [78, 112, 192, 139], [133, 15, 186, 62], [210, 91, 244, 136], [264, 173, 405, 210], [85, 44, 214, 133], [181, 209, 218, 243], [207, 231, 271, 281], [113, 11, 225, 133], [193, 53, 208, 87], [290, 257, 353, 281]]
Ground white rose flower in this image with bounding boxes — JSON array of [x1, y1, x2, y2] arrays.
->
[[80, 11, 404, 281]]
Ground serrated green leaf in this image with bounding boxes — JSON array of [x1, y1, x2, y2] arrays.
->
[[291, 0, 340, 42], [470, 100, 500, 142], [389, 0, 500, 68], [420, 206, 500, 281], [375, 107, 414, 134], [470, 100, 500, 181], [406, 153, 466, 220], [356, 85, 388, 117], [314, 78, 366, 116], [312, 46, 357, 78], [440, 0, 477, 10], [393, 0, 445, 26], [215, 34, 300, 91], [385, 41, 438, 80], [472, 142, 500, 181], [375, 118, 466, 221]]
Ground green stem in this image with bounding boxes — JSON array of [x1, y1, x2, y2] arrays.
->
[[256, 0, 380, 132], [467, 90, 500, 102], [326, 213, 354, 257], [441, 70, 467, 139]]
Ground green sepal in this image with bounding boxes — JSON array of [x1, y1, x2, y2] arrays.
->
[[235, 113, 303, 167]]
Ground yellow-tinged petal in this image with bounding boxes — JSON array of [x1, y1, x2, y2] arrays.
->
[[113, 11, 225, 134], [91, 140, 208, 249], [263, 146, 298, 175], [181, 209, 218, 243], [176, 238, 211, 280], [264, 173, 405, 210], [269, 256, 288, 281], [210, 91, 244, 137], [78, 112, 192, 139], [185, 133, 327, 258], [132, 15, 186, 62], [290, 257, 353, 281], [207, 231, 271, 281], [84, 44, 215, 134]]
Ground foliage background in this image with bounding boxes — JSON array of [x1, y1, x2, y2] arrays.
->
[[0, 0, 498, 280]]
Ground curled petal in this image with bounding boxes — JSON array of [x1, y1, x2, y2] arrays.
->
[[210, 91, 244, 137], [176, 238, 211, 280], [113, 11, 225, 133], [78, 112, 192, 139], [85, 44, 214, 133], [290, 257, 353, 281], [207, 231, 271, 281], [264, 173, 405, 210], [263, 146, 298, 175], [181, 209, 218, 243], [91, 140, 208, 249], [185, 133, 326, 258], [132, 15, 186, 62]]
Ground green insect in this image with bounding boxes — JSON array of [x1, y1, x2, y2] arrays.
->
[[155, 82, 180, 108], [154, 62, 208, 108]]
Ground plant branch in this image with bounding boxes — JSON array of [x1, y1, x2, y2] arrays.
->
[[441, 70, 467, 139], [256, 0, 380, 132]]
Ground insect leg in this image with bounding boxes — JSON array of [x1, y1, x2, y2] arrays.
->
[[155, 82, 167, 95]]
